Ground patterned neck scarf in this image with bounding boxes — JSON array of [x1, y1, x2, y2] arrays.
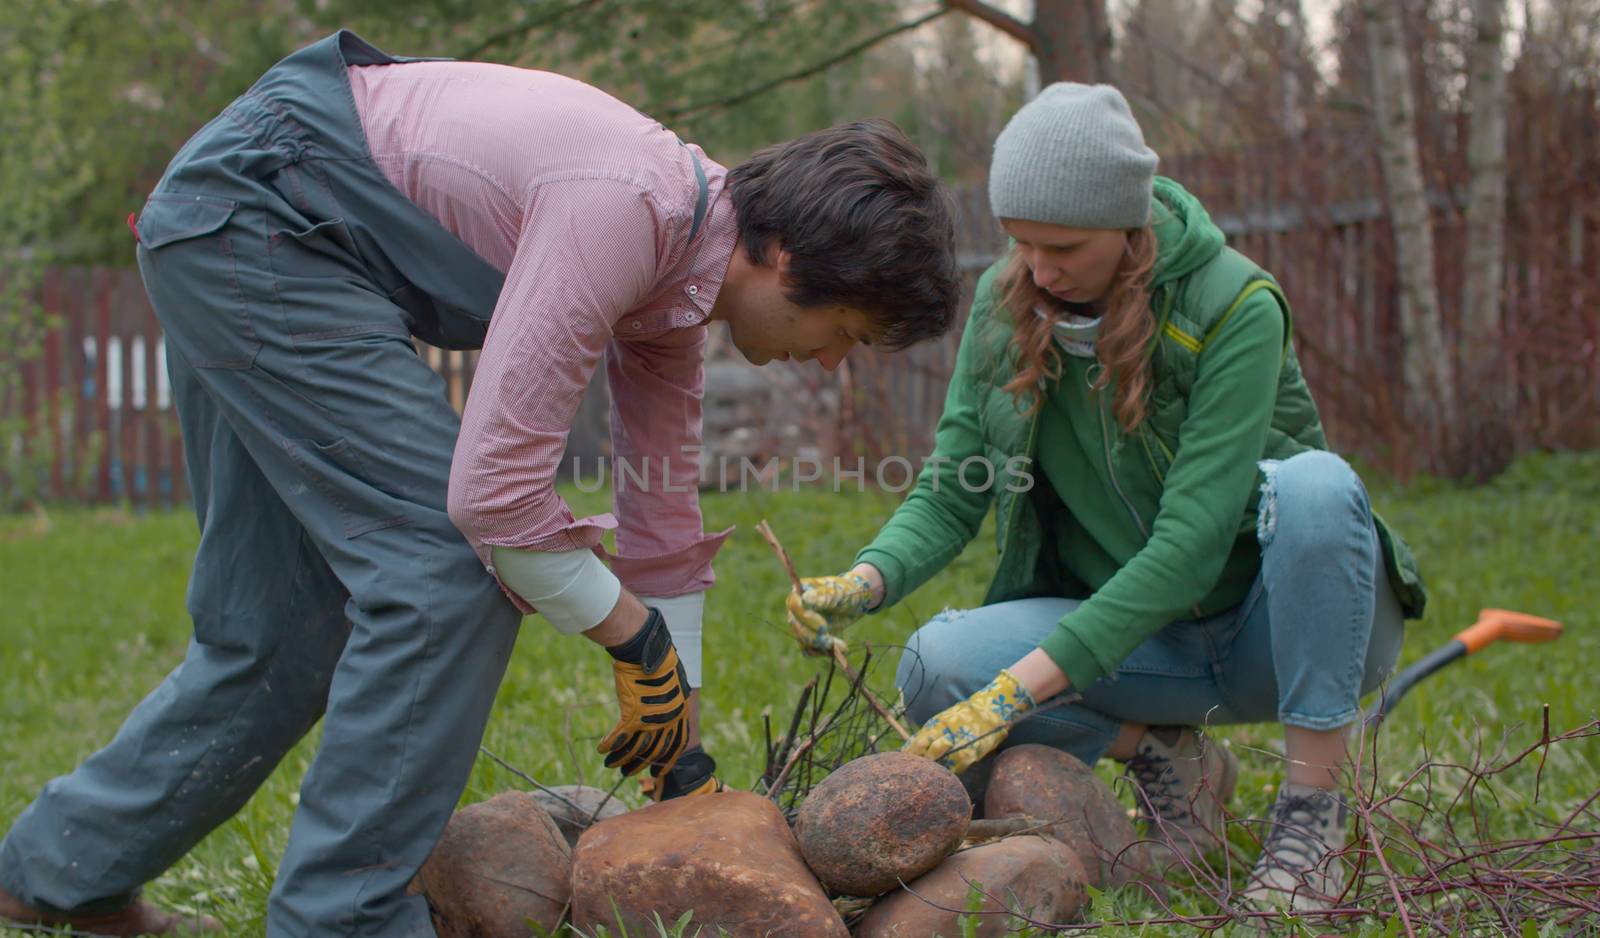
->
[[1036, 305, 1103, 359]]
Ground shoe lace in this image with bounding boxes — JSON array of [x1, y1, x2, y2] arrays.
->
[[1125, 748, 1191, 823], [1260, 792, 1336, 874]]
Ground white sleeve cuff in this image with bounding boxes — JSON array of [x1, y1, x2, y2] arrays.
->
[[490, 546, 621, 635], [636, 592, 705, 688]]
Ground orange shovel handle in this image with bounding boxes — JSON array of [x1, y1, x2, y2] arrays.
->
[[1453, 608, 1563, 654], [1367, 608, 1563, 726]]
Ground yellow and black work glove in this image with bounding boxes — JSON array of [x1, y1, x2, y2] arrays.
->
[[598, 607, 691, 779], [786, 572, 875, 656], [640, 744, 726, 802], [902, 669, 1035, 775]]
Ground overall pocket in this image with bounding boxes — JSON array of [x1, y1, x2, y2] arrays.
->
[[138, 192, 238, 248], [267, 216, 407, 342], [283, 435, 412, 540], [135, 192, 263, 370]]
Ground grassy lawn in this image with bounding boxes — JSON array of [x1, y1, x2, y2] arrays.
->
[[2, 451, 1595, 935]]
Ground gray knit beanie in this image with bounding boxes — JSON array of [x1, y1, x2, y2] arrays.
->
[[989, 83, 1158, 230]]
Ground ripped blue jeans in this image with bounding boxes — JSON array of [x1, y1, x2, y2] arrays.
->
[[895, 450, 1406, 766]]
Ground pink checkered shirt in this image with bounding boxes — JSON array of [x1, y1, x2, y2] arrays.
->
[[348, 61, 737, 611]]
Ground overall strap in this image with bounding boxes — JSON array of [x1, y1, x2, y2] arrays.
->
[[685, 145, 709, 240]]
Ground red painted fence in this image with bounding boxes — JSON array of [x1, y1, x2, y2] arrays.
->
[[4, 267, 482, 509], [9, 267, 183, 508]]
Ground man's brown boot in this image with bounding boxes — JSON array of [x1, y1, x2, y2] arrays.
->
[[0, 884, 222, 937]]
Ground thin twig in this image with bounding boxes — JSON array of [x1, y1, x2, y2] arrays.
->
[[1535, 702, 1551, 802], [762, 676, 816, 792], [587, 772, 632, 826], [1362, 806, 1419, 938], [454, 0, 602, 60], [658, 7, 951, 120], [752, 519, 805, 592], [763, 646, 880, 803], [754, 519, 911, 741], [478, 746, 586, 815], [831, 648, 912, 741], [964, 816, 1052, 843]]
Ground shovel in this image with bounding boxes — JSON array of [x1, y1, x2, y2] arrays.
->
[[1365, 608, 1563, 726]]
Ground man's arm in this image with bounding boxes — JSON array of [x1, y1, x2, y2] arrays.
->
[[443, 175, 705, 785], [604, 326, 732, 677], [447, 178, 681, 610]]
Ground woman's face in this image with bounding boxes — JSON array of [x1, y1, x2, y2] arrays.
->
[[1001, 218, 1129, 306]]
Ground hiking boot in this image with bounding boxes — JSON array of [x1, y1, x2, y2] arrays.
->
[[0, 884, 221, 936], [1122, 726, 1239, 869], [643, 744, 726, 801], [1242, 782, 1350, 911]]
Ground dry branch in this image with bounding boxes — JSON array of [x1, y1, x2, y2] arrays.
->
[[753, 519, 911, 742]]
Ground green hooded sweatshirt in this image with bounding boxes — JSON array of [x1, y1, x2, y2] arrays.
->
[[855, 178, 1425, 691]]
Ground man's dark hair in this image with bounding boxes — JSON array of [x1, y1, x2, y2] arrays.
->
[[727, 118, 960, 350]]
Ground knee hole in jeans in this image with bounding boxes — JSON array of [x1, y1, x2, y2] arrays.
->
[[1256, 450, 1364, 547]]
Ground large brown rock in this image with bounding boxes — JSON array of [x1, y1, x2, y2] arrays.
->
[[571, 789, 847, 937], [793, 751, 971, 897], [531, 784, 628, 848], [415, 791, 572, 938], [857, 836, 1089, 938], [983, 744, 1152, 889]]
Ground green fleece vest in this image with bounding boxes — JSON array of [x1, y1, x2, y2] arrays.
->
[[968, 250, 1427, 621]]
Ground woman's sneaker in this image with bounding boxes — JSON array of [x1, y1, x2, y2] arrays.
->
[[1122, 726, 1239, 869], [1242, 782, 1349, 911]]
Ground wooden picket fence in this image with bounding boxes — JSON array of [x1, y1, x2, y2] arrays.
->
[[2, 267, 483, 509], [7, 268, 182, 509]]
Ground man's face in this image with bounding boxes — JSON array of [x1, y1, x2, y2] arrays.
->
[[1001, 219, 1128, 306], [724, 249, 878, 370]]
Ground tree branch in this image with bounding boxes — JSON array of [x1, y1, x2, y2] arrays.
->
[[454, 0, 604, 61], [1120, 17, 1276, 136], [944, 0, 1037, 51], [658, 5, 952, 121]]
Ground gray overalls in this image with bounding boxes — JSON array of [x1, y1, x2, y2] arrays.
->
[[0, 31, 632, 937]]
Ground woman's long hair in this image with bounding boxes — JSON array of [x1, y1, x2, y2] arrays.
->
[[998, 225, 1158, 433]]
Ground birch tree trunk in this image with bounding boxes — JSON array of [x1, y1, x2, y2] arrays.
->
[[1364, 0, 1457, 472], [1458, 0, 1514, 479]]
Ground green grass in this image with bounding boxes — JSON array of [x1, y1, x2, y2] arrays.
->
[[2, 451, 1596, 936]]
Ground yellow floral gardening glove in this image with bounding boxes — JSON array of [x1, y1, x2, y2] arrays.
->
[[786, 572, 875, 656], [903, 669, 1035, 774]]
